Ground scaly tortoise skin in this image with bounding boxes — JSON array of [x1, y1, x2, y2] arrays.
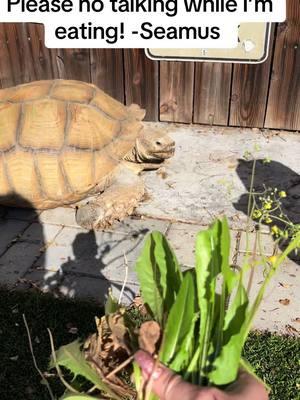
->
[[0, 80, 175, 229]]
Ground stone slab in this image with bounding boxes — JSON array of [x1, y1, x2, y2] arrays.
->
[[166, 223, 241, 268], [239, 231, 275, 257], [0, 241, 42, 286], [39, 207, 78, 227], [241, 258, 300, 335], [20, 268, 139, 305], [0, 219, 29, 255], [137, 123, 300, 231], [5, 207, 40, 222], [21, 223, 62, 245], [32, 218, 169, 285]]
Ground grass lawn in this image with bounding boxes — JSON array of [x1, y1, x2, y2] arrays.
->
[[0, 288, 299, 400]]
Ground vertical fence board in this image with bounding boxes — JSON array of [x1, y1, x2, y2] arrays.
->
[[193, 63, 232, 125], [90, 49, 124, 102], [26, 24, 60, 80], [265, 0, 300, 130], [124, 49, 158, 121], [0, 24, 15, 88], [160, 61, 195, 123], [0, 24, 25, 87], [229, 28, 275, 128], [1, 23, 60, 87], [56, 49, 91, 82]]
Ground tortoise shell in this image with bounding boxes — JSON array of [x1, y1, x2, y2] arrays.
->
[[0, 80, 145, 209]]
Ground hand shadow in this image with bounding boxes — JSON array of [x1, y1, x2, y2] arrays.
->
[[0, 193, 136, 303], [233, 159, 300, 265]]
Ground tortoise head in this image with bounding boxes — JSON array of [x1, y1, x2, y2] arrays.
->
[[134, 129, 175, 163]]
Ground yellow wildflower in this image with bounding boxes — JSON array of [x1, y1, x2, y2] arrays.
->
[[264, 202, 272, 210], [279, 191, 287, 198], [271, 225, 279, 236], [268, 256, 277, 265], [253, 210, 262, 219]]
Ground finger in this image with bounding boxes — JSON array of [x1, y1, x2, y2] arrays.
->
[[225, 370, 269, 400], [134, 350, 214, 400]]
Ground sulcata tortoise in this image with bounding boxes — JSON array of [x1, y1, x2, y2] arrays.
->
[[0, 79, 175, 229]]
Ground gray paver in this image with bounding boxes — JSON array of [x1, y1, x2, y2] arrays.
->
[[33, 218, 168, 285], [21, 268, 138, 304], [166, 223, 241, 267], [137, 123, 300, 230], [39, 207, 78, 227], [239, 231, 275, 256], [5, 207, 40, 221], [21, 223, 62, 245], [0, 219, 29, 255], [242, 258, 300, 334], [0, 241, 42, 285]]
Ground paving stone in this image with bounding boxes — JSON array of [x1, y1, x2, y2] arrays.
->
[[21, 268, 138, 304], [113, 217, 169, 235], [239, 231, 275, 256], [0, 219, 29, 255], [20, 223, 62, 245], [0, 242, 42, 286], [246, 259, 300, 334], [5, 207, 40, 221], [137, 123, 300, 231], [32, 218, 168, 284], [39, 207, 78, 227], [166, 223, 241, 268]]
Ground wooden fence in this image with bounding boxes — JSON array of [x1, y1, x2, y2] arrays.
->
[[0, 0, 299, 131]]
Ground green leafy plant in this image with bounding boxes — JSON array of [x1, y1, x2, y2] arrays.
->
[[48, 218, 299, 399]]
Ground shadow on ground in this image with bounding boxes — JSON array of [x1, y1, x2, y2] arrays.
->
[[0, 194, 147, 302], [234, 159, 300, 264]]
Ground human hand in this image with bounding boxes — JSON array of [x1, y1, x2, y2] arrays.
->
[[134, 350, 268, 400]]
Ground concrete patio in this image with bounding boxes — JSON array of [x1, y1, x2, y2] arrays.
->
[[0, 123, 299, 335]]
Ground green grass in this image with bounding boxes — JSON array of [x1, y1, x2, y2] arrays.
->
[[0, 288, 299, 400]]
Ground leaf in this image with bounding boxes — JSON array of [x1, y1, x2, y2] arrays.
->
[[169, 312, 199, 372], [105, 290, 120, 315], [135, 231, 182, 324], [138, 321, 161, 354], [50, 340, 118, 400], [195, 220, 223, 380], [220, 218, 238, 294], [132, 361, 142, 394], [159, 271, 197, 369], [208, 280, 249, 385]]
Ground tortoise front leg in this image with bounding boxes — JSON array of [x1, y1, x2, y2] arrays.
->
[[75, 169, 145, 230]]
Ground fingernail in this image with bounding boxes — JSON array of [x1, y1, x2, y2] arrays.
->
[[134, 351, 154, 377]]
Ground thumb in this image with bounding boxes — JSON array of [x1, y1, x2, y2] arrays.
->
[[134, 350, 212, 400]]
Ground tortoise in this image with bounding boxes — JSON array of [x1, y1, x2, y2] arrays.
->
[[0, 79, 175, 229]]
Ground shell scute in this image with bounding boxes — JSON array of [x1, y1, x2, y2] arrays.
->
[[61, 151, 94, 193], [91, 90, 129, 121], [0, 103, 20, 151], [4, 151, 41, 200], [0, 155, 10, 196], [94, 151, 119, 183], [20, 99, 66, 150], [0, 81, 52, 103], [67, 103, 120, 150], [51, 80, 94, 103], [35, 153, 66, 201]]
